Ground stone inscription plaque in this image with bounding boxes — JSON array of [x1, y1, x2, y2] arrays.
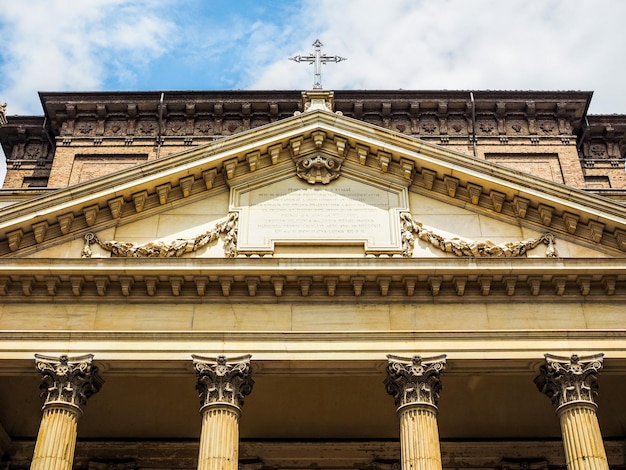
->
[[231, 177, 408, 254]]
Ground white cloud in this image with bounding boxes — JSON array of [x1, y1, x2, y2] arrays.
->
[[251, 0, 626, 114], [1, 0, 625, 186], [0, 0, 176, 114]]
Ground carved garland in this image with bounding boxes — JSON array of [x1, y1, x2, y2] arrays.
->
[[82, 212, 238, 258], [400, 212, 558, 258], [81, 211, 557, 259]]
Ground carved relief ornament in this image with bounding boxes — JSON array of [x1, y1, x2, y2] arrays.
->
[[34, 353, 104, 410], [385, 354, 447, 410], [192, 354, 254, 410], [293, 153, 343, 184], [534, 353, 604, 410], [82, 212, 238, 258], [400, 212, 558, 258]]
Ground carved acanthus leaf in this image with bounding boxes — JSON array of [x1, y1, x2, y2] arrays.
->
[[82, 212, 238, 258], [400, 212, 558, 258], [534, 353, 604, 409], [192, 354, 254, 409], [385, 354, 447, 409], [35, 353, 103, 409]]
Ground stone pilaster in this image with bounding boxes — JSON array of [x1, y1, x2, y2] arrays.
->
[[31, 354, 103, 470], [385, 354, 446, 470], [192, 354, 254, 470], [535, 353, 608, 470]]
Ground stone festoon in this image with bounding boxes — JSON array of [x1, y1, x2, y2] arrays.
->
[[535, 354, 609, 470], [192, 354, 254, 470], [31, 354, 103, 470], [385, 354, 447, 470]]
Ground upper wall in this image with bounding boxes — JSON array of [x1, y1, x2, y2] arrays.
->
[[1, 90, 624, 195]]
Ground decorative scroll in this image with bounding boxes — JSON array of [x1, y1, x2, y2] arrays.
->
[[385, 354, 447, 409], [82, 212, 238, 258], [534, 353, 604, 409], [294, 153, 343, 184], [192, 354, 254, 410], [35, 354, 103, 409], [400, 212, 558, 258]]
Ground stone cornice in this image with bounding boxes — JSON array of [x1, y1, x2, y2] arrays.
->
[[1, 110, 626, 257], [0, 257, 625, 301]]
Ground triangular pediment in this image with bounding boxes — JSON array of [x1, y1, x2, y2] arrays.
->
[[1, 107, 626, 260]]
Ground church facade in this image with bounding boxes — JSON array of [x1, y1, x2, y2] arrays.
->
[[0, 89, 625, 470]]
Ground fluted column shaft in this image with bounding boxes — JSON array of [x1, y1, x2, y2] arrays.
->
[[385, 354, 446, 470], [398, 404, 442, 470], [31, 404, 80, 470], [535, 354, 608, 470], [197, 404, 241, 470], [193, 354, 254, 470], [30, 354, 103, 470], [558, 403, 608, 470]]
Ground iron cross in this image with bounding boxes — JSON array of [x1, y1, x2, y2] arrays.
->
[[289, 39, 346, 89]]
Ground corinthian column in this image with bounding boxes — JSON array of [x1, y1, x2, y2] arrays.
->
[[192, 354, 254, 470], [385, 354, 447, 470], [535, 354, 608, 470], [31, 354, 103, 470]]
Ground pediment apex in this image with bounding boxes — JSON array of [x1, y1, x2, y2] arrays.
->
[[2, 109, 626, 256]]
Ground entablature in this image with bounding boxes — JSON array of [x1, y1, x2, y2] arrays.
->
[[0, 257, 625, 301]]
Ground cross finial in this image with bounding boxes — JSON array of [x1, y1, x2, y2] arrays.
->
[[289, 39, 346, 90]]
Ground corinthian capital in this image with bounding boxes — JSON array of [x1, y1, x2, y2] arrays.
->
[[34, 354, 103, 410], [385, 354, 447, 409], [534, 353, 604, 409], [192, 354, 254, 410]]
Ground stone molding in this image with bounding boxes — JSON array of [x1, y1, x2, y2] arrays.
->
[[534, 353, 604, 410], [0, 258, 625, 301], [385, 354, 447, 409], [192, 354, 254, 410], [34, 353, 103, 411]]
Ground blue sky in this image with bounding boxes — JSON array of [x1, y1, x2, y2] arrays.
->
[[1, 0, 626, 182]]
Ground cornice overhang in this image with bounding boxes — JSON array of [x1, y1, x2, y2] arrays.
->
[[1, 108, 626, 256], [0, 257, 624, 301]]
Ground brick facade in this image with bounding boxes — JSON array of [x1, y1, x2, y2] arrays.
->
[[1, 91, 625, 198]]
